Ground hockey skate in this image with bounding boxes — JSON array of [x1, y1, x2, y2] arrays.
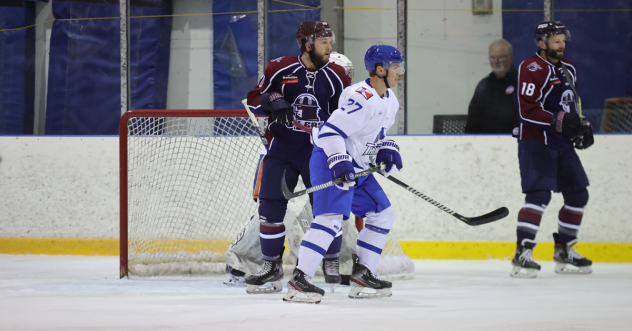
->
[[553, 233, 593, 274], [510, 239, 541, 279], [223, 265, 246, 287], [322, 259, 342, 293], [283, 268, 325, 304], [348, 254, 392, 299], [245, 252, 284, 294]]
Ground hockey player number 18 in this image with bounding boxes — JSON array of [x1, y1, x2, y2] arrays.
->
[[521, 82, 536, 96]]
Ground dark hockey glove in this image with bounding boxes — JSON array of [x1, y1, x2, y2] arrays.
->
[[328, 154, 356, 190], [376, 140, 403, 177], [551, 111, 584, 139], [573, 122, 594, 150], [259, 92, 293, 126]]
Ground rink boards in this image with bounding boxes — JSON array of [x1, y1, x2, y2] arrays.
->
[[1, 134, 631, 261]]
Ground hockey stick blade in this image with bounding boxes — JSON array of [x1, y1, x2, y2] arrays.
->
[[384, 174, 509, 226], [281, 165, 384, 200], [454, 207, 509, 226]]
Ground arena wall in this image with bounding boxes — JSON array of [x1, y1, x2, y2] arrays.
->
[[1, 135, 631, 262]]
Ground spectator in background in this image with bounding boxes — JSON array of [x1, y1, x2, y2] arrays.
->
[[465, 39, 518, 134]]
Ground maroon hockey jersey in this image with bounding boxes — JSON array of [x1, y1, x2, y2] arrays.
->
[[247, 55, 351, 162], [515, 52, 578, 150]]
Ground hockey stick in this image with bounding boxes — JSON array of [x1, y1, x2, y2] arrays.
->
[[281, 164, 385, 200], [288, 123, 508, 225], [241, 99, 269, 151], [379, 172, 508, 226]]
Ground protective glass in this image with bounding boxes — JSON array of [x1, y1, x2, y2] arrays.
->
[[385, 61, 405, 75], [545, 29, 571, 42], [306, 31, 336, 46]]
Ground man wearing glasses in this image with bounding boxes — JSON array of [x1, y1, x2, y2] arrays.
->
[[464, 39, 518, 134]]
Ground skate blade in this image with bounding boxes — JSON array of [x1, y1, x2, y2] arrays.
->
[[509, 265, 539, 279], [283, 288, 322, 304], [554, 263, 593, 275], [347, 283, 392, 299], [245, 280, 282, 294]]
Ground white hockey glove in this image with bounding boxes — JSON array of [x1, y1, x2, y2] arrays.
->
[[327, 153, 356, 190], [376, 140, 403, 177]]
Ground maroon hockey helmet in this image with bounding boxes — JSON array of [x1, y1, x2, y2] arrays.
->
[[295, 21, 336, 50]]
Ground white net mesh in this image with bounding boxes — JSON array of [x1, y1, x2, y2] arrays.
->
[[125, 115, 261, 276], [123, 112, 414, 278], [600, 97, 632, 133]]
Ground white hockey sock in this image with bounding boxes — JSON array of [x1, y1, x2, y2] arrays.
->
[[297, 213, 343, 278], [356, 207, 394, 273]]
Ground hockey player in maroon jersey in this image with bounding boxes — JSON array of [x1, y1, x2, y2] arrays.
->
[[242, 21, 351, 293], [511, 21, 594, 278]]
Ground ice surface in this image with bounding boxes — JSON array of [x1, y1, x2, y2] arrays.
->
[[1, 254, 631, 330]]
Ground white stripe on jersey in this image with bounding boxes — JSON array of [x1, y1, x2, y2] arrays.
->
[[321, 69, 336, 99], [326, 67, 345, 92]]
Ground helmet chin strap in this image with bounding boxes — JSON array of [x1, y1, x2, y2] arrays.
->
[[376, 66, 390, 89]]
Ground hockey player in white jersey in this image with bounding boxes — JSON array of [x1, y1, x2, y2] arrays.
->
[[223, 52, 356, 288], [284, 45, 405, 304]]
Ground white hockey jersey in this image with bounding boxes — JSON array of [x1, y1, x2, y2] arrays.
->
[[312, 79, 399, 170]]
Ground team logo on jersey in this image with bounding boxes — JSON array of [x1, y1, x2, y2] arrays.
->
[[290, 94, 324, 131], [282, 74, 298, 84], [559, 90, 576, 112], [356, 86, 373, 100], [505, 85, 515, 94], [527, 62, 543, 72], [270, 57, 283, 63], [362, 142, 380, 156]]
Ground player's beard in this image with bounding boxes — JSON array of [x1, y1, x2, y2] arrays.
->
[[308, 49, 329, 68], [546, 47, 564, 60]]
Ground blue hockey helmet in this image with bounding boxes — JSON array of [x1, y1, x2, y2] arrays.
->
[[364, 45, 404, 74]]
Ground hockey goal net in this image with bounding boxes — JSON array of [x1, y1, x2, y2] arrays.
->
[[600, 97, 632, 133], [120, 109, 414, 279]]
